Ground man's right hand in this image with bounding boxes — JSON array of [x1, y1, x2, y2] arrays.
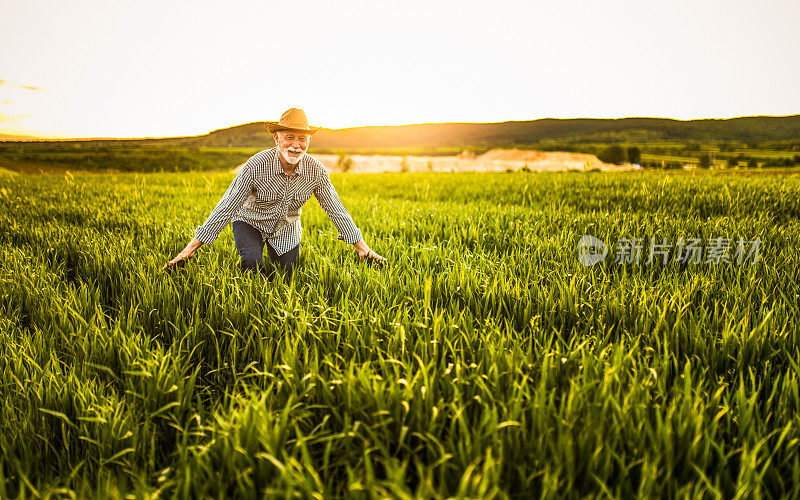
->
[[162, 251, 191, 271], [163, 238, 204, 271]]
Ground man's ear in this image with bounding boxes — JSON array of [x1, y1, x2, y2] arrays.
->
[[273, 132, 280, 144]]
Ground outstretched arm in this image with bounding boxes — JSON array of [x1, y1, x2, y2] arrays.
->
[[314, 170, 387, 264], [163, 161, 255, 270], [193, 161, 255, 245]]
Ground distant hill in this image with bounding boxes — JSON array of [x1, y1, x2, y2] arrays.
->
[[4, 115, 800, 152], [0, 133, 47, 141], [167, 115, 800, 149]]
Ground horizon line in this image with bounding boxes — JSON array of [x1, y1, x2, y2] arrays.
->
[[3, 112, 799, 142]]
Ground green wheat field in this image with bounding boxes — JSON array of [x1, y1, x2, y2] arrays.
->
[[1, 168, 800, 498]]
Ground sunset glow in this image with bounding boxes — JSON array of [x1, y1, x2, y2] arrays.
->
[[1, 0, 799, 139]]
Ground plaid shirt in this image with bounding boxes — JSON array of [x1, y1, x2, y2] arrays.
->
[[194, 147, 362, 255]]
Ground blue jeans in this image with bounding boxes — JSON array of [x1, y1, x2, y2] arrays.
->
[[232, 220, 299, 281]]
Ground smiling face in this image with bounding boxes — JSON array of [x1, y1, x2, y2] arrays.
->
[[274, 130, 311, 166]]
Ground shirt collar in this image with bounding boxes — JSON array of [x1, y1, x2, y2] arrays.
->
[[272, 147, 305, 177]]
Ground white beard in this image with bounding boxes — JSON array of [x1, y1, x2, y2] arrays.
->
[[280, 147, 304, 165]]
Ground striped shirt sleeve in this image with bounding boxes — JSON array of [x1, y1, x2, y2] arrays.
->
[[194, 159, 255, 245], [314, 169, 362, 244]]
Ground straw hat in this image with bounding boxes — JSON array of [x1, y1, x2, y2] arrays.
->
[[265, 108, 321, 135]]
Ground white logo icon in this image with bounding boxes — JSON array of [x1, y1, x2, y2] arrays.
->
[[578, 235, 608, 266]]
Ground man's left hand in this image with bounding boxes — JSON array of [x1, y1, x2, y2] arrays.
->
[[353, 240, 386, 265], [360, 249, 387, 265]]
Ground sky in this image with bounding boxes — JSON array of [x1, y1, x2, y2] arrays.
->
[[1, 0, 798, 139]]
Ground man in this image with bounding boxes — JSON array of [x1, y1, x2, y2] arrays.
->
[[163, 107, 386, 280]]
